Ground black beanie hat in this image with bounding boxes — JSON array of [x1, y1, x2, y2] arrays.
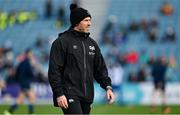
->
[[70, 4, 91, 27]]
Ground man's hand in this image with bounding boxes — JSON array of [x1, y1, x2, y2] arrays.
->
[[106, 89, 115, 104], [57, 95, 68, 109]]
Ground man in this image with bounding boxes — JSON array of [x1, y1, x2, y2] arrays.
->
[[4, 49, 36, 115], [48, 4, 115, 114], [151, 56, 170, 114]]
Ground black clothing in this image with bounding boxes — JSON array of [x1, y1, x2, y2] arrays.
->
[[151, 60, 167, 91], [16, 58, 34, 91], [70, 4, 91, 27], [48, 28, 111, 106], [62, 97, 91, 114], [154, 80, 165, 91]]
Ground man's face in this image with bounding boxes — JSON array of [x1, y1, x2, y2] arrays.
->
[[76, 17, 91, 33]]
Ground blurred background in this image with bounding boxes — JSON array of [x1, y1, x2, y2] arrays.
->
[[0, 0, 180, 114]]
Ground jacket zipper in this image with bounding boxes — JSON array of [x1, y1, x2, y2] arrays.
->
[[81, 41, 87, 96]]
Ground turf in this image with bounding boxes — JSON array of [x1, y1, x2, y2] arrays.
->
[[0, 104, 180, 114]]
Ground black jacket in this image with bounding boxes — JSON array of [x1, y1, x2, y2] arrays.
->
[[16, 58, 34, 88], [48, 28, 112, 106]]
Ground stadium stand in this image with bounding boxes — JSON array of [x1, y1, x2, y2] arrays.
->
[[101, 0, 180, 82], [0, 0, 180, 107]]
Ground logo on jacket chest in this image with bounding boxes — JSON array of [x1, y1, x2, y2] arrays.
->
[[73, 45, 78, 49], [89, 46, 95, 55], [72, 45, 95, 55]]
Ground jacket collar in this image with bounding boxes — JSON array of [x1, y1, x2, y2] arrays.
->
[[69, 27, 90, 39]]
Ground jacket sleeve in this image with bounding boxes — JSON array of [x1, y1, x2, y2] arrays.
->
[[93, 44, 112, 90], [48, 39, 66, 97]]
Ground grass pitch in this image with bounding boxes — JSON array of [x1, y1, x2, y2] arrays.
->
[[0, 104, 180, 114]]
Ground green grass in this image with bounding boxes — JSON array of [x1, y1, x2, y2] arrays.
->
[[0, 104, 180, 114]]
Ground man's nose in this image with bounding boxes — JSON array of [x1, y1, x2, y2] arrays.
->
[[88, 21, 91, 26]]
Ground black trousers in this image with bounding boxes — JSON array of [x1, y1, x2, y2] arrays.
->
[[62, 98, 91, 114]]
